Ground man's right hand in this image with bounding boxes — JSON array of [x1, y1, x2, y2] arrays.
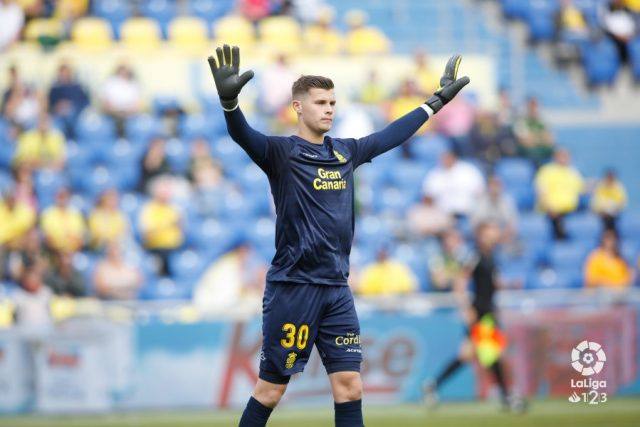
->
[[208, 44, 254, 111]]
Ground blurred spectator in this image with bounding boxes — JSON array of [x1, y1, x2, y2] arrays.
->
[[139, 181, 183, 276], [139, 136, 171, 193], [534, 149, 584, 240], [40, 187, 86, 253], [470, 176, 518, 245], [344, 9, 391, 55], [12, 165, 37, 210], [0, 189, 36, 250], [187, 138, 215, 183], [193, 243, 266, 312], [591, 169, 627, 233], [357, 247, 417, 295], [600, 0, 636, 63], [291, 0, 327, 24], [190, 145, 228, 217], [239, 0, 271, 24], [48, 62, 89, 139], [423, 151, 485, 218], [387, 78, 429, 136], [495, 89, 518, 156], [0, 0, 24, 52], [54, 0, 89, 28], [469, 110, 507, 171], [625, 0, 640, 12], [2, 66, 42, 130], [427, 228, 474, 292], [94, 242, 143, 300], [259, 53, 297, 116], [554, 0, 590, 64], [359, 69, 387, 105], [433, 93, 477, 156], [44, 251, 86, 297], [584, 230, 634, 288], [101, 64, 143, 137], [413, 50, 440, 94], [13, 264, 52, 331], [88, 189, 129, 250], [334, 103, 375, 139], [514, 97, 554, 167], [6, 228, 44, 283], [303, 5, 342, 55], [13, 112, 66, 171], [406, 195, 453, 238]]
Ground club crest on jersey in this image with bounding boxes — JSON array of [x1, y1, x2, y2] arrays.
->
[[333, 149, 347, 163], [285, 352, 297, 369]]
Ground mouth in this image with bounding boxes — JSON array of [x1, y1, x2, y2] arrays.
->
[[321, 119, 333, 123]]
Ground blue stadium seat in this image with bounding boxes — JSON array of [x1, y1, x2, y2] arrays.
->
[[34, 170, 68, 208], [629, 37, 640, 81], [582, 37, 621, 86], [76, 112, 116, 142], [165, 138, 190, 174], [507, 184, 535, 211], [387, 160, 428, 191], [355, 215, 393, 247], [72, 252, 99, 295], [125, 114, 164, 145], [139, 276, 191, 300], [501, 0, 529, 19], [120, 192, 146, 223], [526, 0, 558, 42], [372, 186, 413, 214], [212, 136, 251, 166], [549, 241, 590, 269], [188, 0, 235, 26], [169, 249, 207, 281], [518, 213, 551, 243], [620, 213, 640, 241], [92, 0, 131, 39], [495, 158, 534, 187], [411, 134, 448, 164], [0, 170, 12, 193], [81, 165, 119, 198], [565, 213, 601, 243], [189, 218, 239, 256], [140, 0, 177, 38]]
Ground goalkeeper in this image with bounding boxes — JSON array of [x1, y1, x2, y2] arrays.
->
[[208, 44, 469, 427]]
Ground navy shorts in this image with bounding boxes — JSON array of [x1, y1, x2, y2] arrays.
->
[[259, 282, 362, 384]]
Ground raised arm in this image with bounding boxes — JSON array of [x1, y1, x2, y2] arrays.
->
[[352, 55, 470, 167], [208, 45, 268, 165]]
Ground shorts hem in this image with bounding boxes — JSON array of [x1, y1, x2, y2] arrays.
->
[[259, 370, 291, 385], [324, 360, 361, 375]]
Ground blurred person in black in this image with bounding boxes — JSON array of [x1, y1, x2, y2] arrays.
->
[[423, 222, 525, 412], [48, 62, 89, 139], [44, 251, 86, 297]]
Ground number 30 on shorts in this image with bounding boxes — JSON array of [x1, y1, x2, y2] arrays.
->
[[280, 323, 309, 350]]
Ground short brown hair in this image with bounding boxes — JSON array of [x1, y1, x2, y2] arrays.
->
[[292, 75, 334, 98]]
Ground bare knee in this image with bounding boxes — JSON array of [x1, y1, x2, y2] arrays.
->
[[330, 372, 363, 403], [253, 379, 287, 408]]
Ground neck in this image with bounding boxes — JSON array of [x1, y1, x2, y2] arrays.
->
[[296, 125, 325, 145]]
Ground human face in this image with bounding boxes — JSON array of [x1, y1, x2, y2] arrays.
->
[[293, 88, 336, 135]]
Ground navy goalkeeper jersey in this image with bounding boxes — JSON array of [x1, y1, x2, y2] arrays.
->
[[224, 107, 429, 286]]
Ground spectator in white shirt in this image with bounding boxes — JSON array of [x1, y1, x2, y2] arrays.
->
[[101, 64, 143, 137], [422, 151, 485, 217], [259, 53, 297, 116], [0, 0, 24, 52], [470, 176, 518, 244], [13, 264, 53, 332]]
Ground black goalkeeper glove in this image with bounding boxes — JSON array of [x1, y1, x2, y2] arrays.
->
[[207, 44, 254, 111], [425, 54, 471, 115]]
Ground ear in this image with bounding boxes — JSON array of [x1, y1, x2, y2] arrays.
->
[[292, 99, 302, 114]]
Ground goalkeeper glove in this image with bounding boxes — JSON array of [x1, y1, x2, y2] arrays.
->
[[425, 54, 470, 115], [207, 44, 254, 111]]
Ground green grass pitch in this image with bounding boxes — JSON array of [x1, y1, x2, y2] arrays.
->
[[2, 398, 639, 427]]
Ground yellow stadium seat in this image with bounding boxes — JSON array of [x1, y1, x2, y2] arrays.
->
[[169, 16, 209, 51], [258, 16, 301, 54], [213, 15, 255, 49], [24, 18, 65, 42], [71, 17, 113, 50], [120, 17, 162, 51]]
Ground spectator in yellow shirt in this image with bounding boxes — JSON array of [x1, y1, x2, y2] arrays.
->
[[13, 112, 66, 171], [0, 189, 36, 249], [387, 78, 431, 135], [303, 6, 343, 55], [359, 69, 387, 105], [88, 189, 129, 250], [625, 0, 640, 12], [413, 50, 440, 95], [358, 247, 418, 296], [139, 182, 183, 276], [584, 230, 634, 289], [534, 149, 584, 240], [590, 169, 627, 234], [40, 187, 86, 253], [344, 9, 391, 55]]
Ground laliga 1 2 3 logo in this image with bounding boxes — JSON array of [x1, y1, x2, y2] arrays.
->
[[568, 341, 608, 405]]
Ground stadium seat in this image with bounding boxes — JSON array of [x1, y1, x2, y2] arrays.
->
[[92, 0, 131, 39], [258, 16, 302, 54], [169, 249, 207, 281], [582, 37, 621, 86], [213, 15, 256, 49], [565, 213, 601, 243], [518, 213, 551, 244], [355, 215, 393, 247], [410, 134, 449, 164], [139, 277, 191, 300], [179, 114, 219, 141], [120, 18, 162, 51], [0, 139, 14, 169], [190, 0, 236, 26], [526, 0, 558, 42], [169, 17, 209, 52], [34, 170, 68, 208], [140, 0, 177, 38], [495, 158, 534, 187], [549, 241, 590, 269], [501, 0, 529, 19], [125, 114, 164, 145], [629, 37, 640, 81], [71, 17, 113, 50], [24, 18, 64, 43], [75, 112, 116, 143], [165, 139, 190, 174]]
